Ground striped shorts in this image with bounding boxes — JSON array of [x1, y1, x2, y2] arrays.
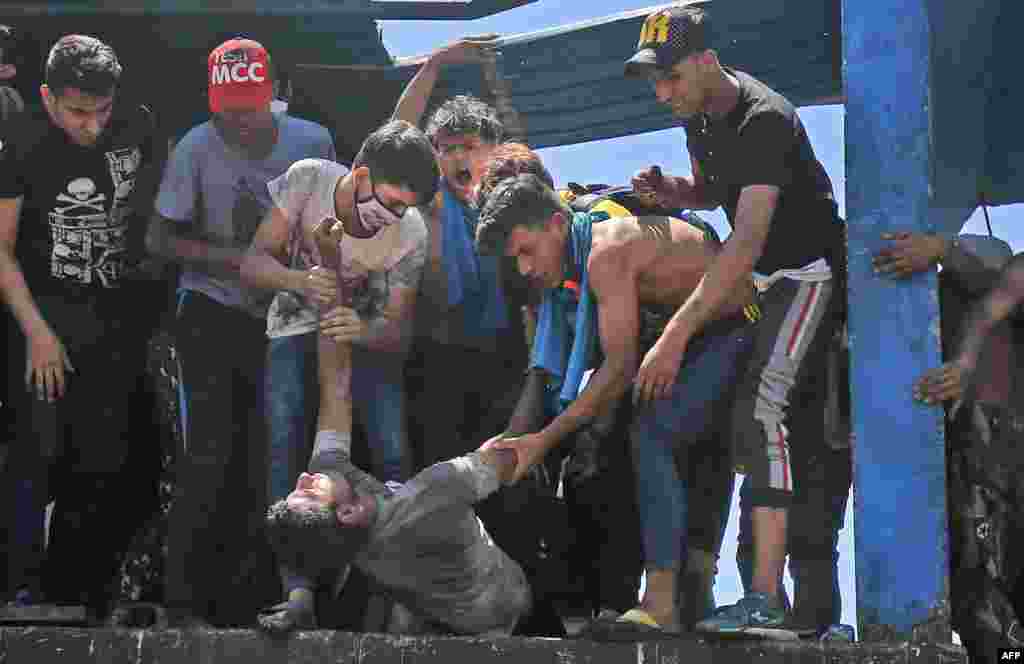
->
[[730, 278, 837, 508]]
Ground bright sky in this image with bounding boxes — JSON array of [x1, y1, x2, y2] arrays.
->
[[381, 0, 1023, 631]]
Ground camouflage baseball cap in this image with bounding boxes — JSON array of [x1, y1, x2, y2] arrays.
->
[[625, 2, 712, 77]]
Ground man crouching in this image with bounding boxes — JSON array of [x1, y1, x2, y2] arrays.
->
[[264, 429, 531, 636], [476, 173, 759, 637]]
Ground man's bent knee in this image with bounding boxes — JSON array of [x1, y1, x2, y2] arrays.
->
[[745, 487, 792, 510], [733, 422, 793, 508]]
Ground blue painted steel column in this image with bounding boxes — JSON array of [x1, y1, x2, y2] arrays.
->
[[843, 0, 950, 643]]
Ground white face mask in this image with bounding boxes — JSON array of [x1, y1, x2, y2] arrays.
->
[[355, 183, 405, 231]]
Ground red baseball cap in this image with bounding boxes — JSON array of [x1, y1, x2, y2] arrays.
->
[[208, 38, 273, 113]]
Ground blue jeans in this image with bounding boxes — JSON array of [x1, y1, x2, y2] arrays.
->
[[266, 333, 409, 504], [351, 346, 409, 483], [266, 333, 319, 504], [630, 319, 754, 570]]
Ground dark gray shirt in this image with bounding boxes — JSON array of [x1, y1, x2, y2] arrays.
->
[[308, 449, 530, 635]]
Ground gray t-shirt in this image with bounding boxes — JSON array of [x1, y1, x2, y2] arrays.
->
[[264, 159, 428, 339], [154, 115, 335, 316], [308, 450, 531, 635]]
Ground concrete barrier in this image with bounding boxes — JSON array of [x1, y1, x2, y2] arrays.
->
[[0, 627, 968, 663]]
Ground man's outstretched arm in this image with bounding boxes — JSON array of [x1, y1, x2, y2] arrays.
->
[[957, 254, 1024, 369], [491, 244, 641, 482], [315, 331, 354, 446], [372, 446, 517, 537], [504, 368, 548, 436], [392, 35, 498, 127], [915, 253, 1024, 406], [477, 446, 519, 486], [634, 184, 776, 403]]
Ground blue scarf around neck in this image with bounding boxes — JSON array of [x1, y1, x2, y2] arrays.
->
[[530, 211, 600, 413], [440, 182, 508, 339]]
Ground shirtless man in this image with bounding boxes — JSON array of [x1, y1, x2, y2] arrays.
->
[[477, 173, 759, 636]]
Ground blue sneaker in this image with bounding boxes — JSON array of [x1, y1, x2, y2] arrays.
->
[[696, 593, 793, 639], [7, 588, 42, 608], [819, 623, 856, 643]]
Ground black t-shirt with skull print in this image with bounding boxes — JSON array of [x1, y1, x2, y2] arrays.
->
[[0, 102, 160, 295]]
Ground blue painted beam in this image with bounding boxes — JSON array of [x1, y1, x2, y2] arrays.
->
[[843, 0, 950, 643]]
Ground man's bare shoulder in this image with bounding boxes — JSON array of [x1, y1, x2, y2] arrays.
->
[[598, 215, 703, 243], [591, 215, 648, 247], [591, 216, 700, 266], [1001, 253, 1024, 292], [588, 226, 638, 291], [635, 215, 694, 248]]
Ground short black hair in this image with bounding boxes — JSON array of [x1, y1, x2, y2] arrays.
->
[[425, 94, 503, 145], [476, 173, 567, 256], [45, 34, 121, 98], [476, 142, 555, 210], [0, 25, 23, 68], [265, 499, 366, 580], [352, 119, 440, 206]]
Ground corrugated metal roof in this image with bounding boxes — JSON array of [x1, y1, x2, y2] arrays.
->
[[0, 0, 535, 19], [300, 0, 1024, 210], [6, 0, 1020, 208], [477, 0, 840, 148]]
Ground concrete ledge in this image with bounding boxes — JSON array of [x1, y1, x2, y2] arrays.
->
[[0, 605, 90, 626], [0, 627, 968, 663]]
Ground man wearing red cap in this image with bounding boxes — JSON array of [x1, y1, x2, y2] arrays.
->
[[147, 37, 335, 627]]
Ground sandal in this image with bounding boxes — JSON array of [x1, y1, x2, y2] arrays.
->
[[588, 608, 682, 642], [257, 599, 318, 635]]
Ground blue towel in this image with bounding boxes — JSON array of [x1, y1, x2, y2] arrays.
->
[[439, 182, 509, 339], [441, 183, 480, 308], [530, 212, 600, 413]]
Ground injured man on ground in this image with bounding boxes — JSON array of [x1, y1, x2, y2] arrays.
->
[[262, 429, 532, 636]]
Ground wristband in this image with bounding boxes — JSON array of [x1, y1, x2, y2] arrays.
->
[[939, 236, 958, 265]]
